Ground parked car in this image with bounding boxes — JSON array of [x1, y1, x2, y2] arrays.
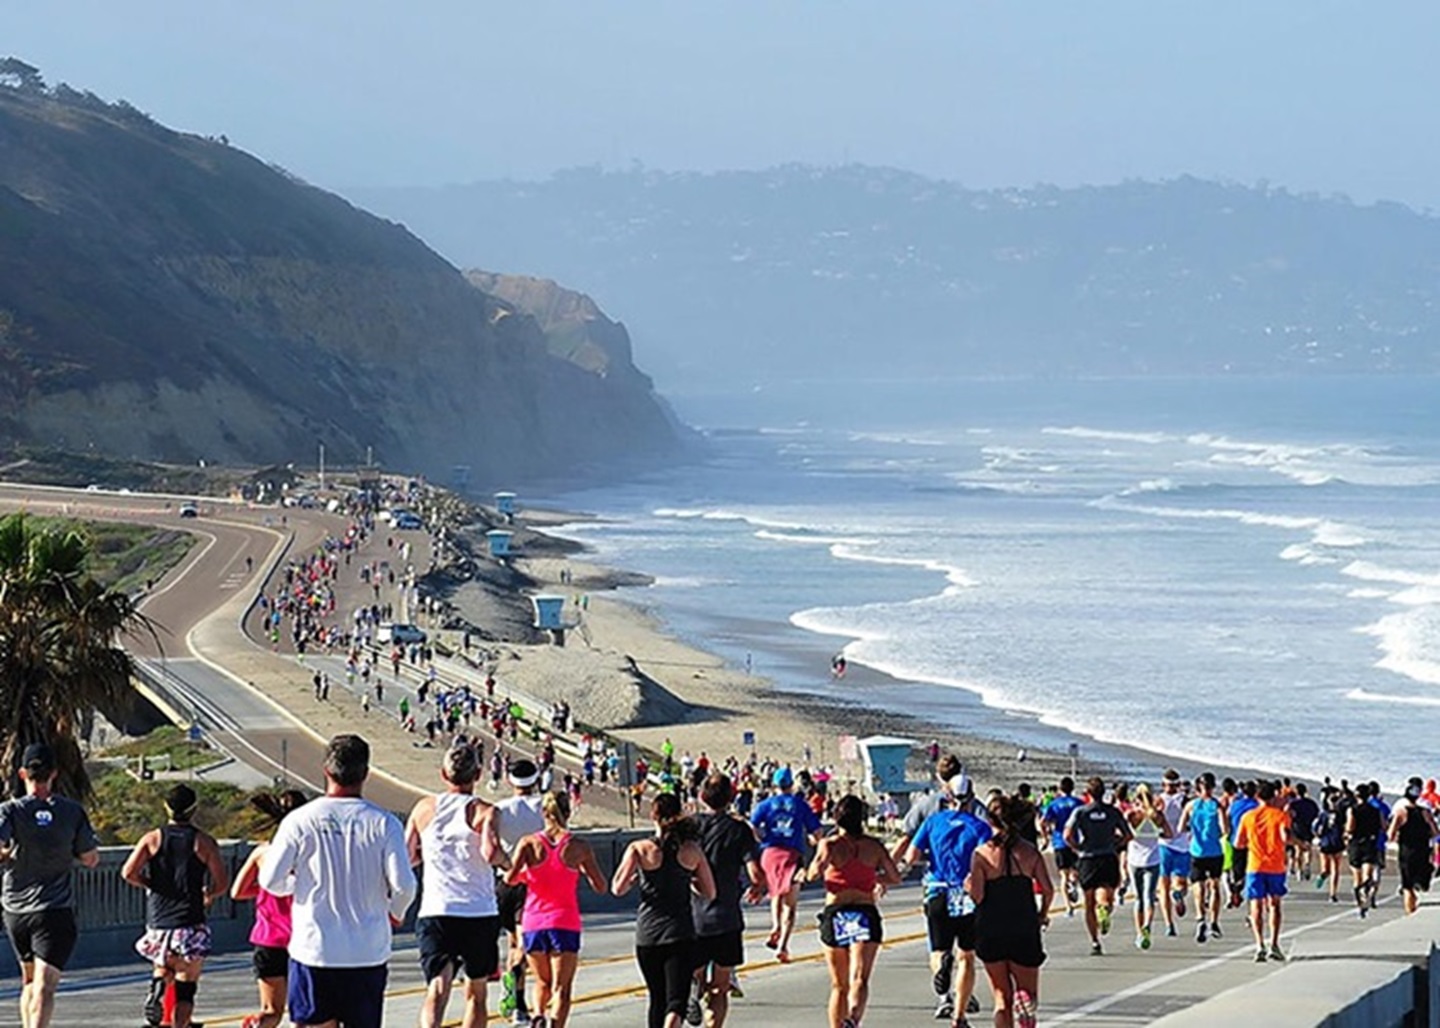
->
[[377, 623, 427, 645], [178, 502, 199, 518], [393, 512, 423, 530]]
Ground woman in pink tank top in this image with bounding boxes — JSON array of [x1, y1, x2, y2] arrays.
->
[[505, 791, 607, 1028], [231, 791, 308, 1028]]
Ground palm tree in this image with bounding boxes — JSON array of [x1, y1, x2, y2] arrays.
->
[[0, 513, 150, 800]]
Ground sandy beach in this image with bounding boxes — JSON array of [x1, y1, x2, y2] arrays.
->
[[428, 507, 1280, 832]]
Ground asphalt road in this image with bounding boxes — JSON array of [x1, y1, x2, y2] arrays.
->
[[5, 877, 1408, 1027]]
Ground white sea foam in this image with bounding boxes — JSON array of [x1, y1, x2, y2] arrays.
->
[[1348, 588, 1393, 600], [754, 529, 877, 547], [1357, 609, 1440, 686], [847, 431, 946, 447], [1042, 426, 1173, 444], [1341, 561, 1440, 588], [1121, 477, 1179, 495], [1346, 688, 1440, 708], [828, 543, 978, 593]]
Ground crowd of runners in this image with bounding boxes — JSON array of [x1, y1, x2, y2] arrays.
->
[[7, 728, 1438, 1028]]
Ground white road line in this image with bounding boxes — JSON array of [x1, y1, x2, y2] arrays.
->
[[1048, 897, 1397, 1024]]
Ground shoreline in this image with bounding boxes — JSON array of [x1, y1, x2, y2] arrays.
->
[[437, 504, 1285, 805]]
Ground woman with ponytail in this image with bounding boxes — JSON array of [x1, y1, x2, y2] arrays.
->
[[612, 792, 716, 1028], [230, 790, 309, 1028], [805, 794, 902, 1028], [505, 790, 607, 1028], [969, 793, 1054, 1028]]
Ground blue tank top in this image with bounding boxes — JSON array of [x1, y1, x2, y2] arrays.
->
[[1188, 798, 1224, 858]]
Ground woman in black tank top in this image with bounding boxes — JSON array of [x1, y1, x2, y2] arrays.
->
[[612, 793, 716, 1028], [969, 793, 1054, 1028]]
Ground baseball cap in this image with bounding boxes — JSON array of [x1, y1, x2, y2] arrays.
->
[[772, 767, 794, 789], [947, 772, 972, 798], [21, 743, 55, 775], [165, 784, 198, 817]]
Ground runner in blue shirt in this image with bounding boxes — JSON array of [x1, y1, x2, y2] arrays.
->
[[750, 768, 822, 963], [905, 773, 992, 1021], [1040, 777, 1082, 919], [1226, 782, 1259, 910], [1178, 772, 1230, 944]]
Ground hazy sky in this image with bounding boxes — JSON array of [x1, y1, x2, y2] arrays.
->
[[8, 2, 1440, 208]]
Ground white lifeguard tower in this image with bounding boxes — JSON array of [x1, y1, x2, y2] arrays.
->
[[485, 529, 514, 559], [531, 594, 578, 646], [857, 735, 920, 796], [495, 491, 518, 523]]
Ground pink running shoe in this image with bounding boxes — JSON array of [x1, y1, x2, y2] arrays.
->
[[1014, 988, 1038, 1028]]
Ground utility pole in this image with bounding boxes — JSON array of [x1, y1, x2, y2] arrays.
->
[[318, 442, 326, 492]]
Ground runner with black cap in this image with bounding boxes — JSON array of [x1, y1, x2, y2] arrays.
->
[[121, 783, 230, 1028], [495, 757, 545, 1024], [0, 742, 100, 1028]]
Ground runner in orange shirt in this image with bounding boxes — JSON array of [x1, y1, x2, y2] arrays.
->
[[1235, 780, 1292, 963]]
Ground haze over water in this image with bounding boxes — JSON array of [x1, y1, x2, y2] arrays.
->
[[548, 376, 1440, 786]]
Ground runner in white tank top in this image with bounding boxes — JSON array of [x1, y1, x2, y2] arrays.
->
[[405, 744, 503, 1028], [493, 759, 547, 1023]]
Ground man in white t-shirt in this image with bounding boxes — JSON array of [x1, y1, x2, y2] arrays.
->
[[260, 735, 415, 1028]]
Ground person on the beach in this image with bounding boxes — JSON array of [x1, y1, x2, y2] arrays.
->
[[970, 792, 1053, 1028], [1367, 781, 1393, 904], [506, 790, 607, 1028], [1155, 769, 1191, 937], [613, 792, 716, 1028], [0, 742, 101, 1028], [1346, 782, 1383, 918], [259, 734, 416, 1028], [1123, 783, 1170, 950], [689, 773, 763, 1027], [230, 790, 309, 1028], [1178, 772, 1228, 945], [1039, 777, 1082, 921], [121, 784, 230, 1028], [495, 758, 546, 1023], [1235, 780, 1291, 962], [751, 766, 822, 963], [1062, 777, 1132, 956], [805, 795, 901, 1028], [405, 742, 505, 1028], [894, 754, 966, 1016], [1388, 778, 1439, 915], [904, 773, 991, 1024]]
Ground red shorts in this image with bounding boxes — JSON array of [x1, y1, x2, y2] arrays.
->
[[761, 846, 803, 898]]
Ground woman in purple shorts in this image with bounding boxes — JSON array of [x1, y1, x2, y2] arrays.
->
[[505, 791, 607, 1028]]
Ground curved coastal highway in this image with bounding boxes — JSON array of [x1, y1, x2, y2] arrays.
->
[[0, 483, 425, 812]]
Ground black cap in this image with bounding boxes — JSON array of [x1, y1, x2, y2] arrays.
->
[[21, 743, 56, 775], [165, 784, 198, 817]]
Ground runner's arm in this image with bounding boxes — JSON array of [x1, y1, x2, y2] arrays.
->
[[1388, 806, 1404, 843], [119, 830, 158, 889], [403, 800, 427, 867], [1177, 801, 1192, 834], [875, 841, 902, 888], [503, 837, 536, 887], [231, 844, 266, 902], [967, 849, 988, 906], [610, 841, 641, 896], [686, 843, 717, 901], [577, 840, 609, 895], [198, 832, 231, 906], [384, 815, 418, 925]]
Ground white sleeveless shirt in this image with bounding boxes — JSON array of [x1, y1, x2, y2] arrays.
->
[[495, 794, 545, 858], [418, 792, 498, 918]]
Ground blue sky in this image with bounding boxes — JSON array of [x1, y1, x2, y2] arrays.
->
[[7, 1, 1439, 208]]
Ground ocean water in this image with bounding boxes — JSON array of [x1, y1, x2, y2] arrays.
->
[[542, 377, 1440, 786]]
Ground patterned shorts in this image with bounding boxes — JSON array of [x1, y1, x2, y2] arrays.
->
[[135, 924, 213, 964]]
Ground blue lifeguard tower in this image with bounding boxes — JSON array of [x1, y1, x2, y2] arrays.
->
[[857, 735, 919, 796], [495, 491, 518, 524], [531, 594, 574, 646], [485, 530, 513, 559]]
